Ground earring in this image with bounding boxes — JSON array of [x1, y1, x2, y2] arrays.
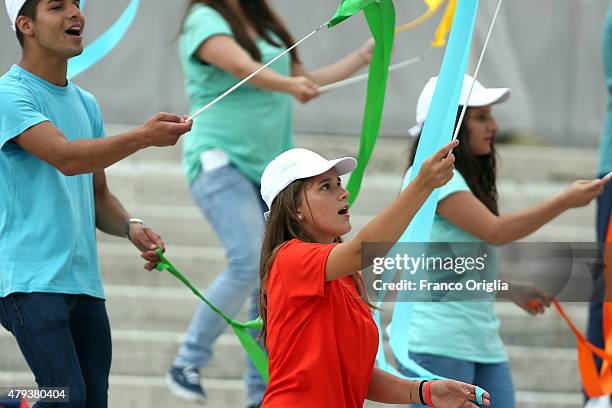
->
[[298, 215, 303, 221]]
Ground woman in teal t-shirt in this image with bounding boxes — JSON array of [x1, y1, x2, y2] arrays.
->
[[399, 76, 608, 408], [167, 1, 376, 406]]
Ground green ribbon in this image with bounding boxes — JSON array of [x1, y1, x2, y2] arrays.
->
[[154, 249, 268, 382], [328, 0, 380, 27], [329, 0, 396, 206]]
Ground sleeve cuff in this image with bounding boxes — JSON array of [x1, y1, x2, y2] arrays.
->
[[0, 118, 48, 149]]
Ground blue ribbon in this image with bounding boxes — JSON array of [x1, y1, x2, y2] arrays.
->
[[373, 0, 485, 403], [67, 0, 140, 79]]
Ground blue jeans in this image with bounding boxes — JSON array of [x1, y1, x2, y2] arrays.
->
[[0, 293, 111, 407], [586, 174, 612, 401], [396, 352, 515, 408], [173, 164, 267, 405]]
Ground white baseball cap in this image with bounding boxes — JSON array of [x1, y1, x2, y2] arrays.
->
[[409, 75, 511, 136], [260, 148, 357, 220], [5, 0, 27, 31]]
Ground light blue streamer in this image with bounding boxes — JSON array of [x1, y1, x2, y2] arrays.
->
[[67, 0, 140, 79], [390, 0, 478, 375], [373, 0, 485, 403]]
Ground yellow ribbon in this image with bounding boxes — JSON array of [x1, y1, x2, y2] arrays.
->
[[432, 0, 457, 46], [394, 0, 446, 33], [394, 0, 457, 47]]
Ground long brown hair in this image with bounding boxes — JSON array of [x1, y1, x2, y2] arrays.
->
[[407, 107, 499, 214], [182, 0, 301, 64], [259, 179, 375, 344]]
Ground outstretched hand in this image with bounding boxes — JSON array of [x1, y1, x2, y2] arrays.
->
[[560, 178, 607, 209], [359, 38, 375, 65], [139, 112, 192, 148], [127, 223, 165, 270], [289, 76, 319, 103], [508, 281, 553, 315], [416, 140, 458, 190]]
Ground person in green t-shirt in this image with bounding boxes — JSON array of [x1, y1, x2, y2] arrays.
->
[[399, 76, 608, 408], [166, 1, 376, 406]]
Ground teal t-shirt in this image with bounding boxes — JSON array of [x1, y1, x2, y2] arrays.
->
[[600, 3, 612, 175], [404, 169, 507, 363], [179, 4, 294, 185], [0, 65, 104, 299]]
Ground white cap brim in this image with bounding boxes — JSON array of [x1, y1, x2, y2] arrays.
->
[[327, 156, 358, 178], [412, 75, 511, 135], [464, 87, 511, 108]]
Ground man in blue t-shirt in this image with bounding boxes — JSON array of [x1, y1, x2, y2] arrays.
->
[[0, 0, 192, 406]]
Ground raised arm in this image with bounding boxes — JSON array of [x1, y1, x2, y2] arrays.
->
[[292, 38, 374, 86], [197, 35, 318, 103], [325, 140, 458, 281], [436, 178, 607, 245], [14, 113, 192, 176]]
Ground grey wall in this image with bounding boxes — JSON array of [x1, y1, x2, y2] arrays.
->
[[0, 0, 609, 147]]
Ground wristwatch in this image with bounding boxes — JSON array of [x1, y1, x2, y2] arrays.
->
[[124, 218, 144, 241]]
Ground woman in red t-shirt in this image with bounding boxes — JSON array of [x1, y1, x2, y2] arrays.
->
[[258, 145, 491, 407]]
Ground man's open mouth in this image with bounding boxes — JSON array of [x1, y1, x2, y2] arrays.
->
[[338, 206, 349, 215], [65, 27, 82, 37]]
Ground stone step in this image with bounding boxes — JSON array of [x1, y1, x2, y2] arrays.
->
[[105, 125, 599, 183], [0, 371, 245, 408], [96, 240, 593, 338], [0, 328, 582, 393], [0, 370, 583, 408], [98, 239, 601, 309], [98, 243, 224, 288], [95, 276, 586, 348], [102, 237, 602, 285], [96, 201, 596, 249], [104, 156, 598, 217]]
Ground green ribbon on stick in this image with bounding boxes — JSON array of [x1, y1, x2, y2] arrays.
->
[[154, 249, 268, 382], [328, 0, 380, 27], [329, 0, 396, 206]]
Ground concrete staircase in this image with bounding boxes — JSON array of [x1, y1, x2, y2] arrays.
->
[[0, 128, 602, 407]]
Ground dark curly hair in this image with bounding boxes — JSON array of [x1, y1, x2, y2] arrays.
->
[[407, 107, 499, 215], [181, 0, 300, 64]]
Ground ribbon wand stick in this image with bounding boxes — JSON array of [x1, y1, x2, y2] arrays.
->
[[450, 0, 504, 145], [319, 55, 426, 93]]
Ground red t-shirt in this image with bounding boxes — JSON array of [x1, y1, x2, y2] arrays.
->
[[261, 239, 379, 408]]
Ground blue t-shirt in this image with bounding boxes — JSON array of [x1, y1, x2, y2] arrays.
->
[[600, 3, 612, 175], [403, 169, 507, 363], [0, 64, 105, 299]]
